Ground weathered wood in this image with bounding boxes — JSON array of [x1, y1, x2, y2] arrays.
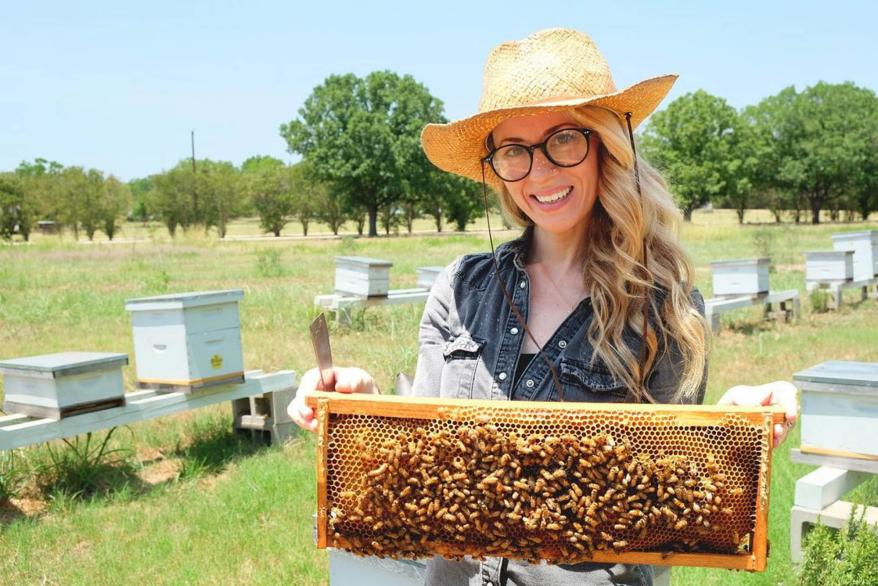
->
[[704, 289, 800, 334], [794, 466, 869, 510], [0, 370, 296, 452], [3, 397, 125, 421], [805, 276, 878, 310], [316, 398, 329, 549], [136, 371, 245, 393]]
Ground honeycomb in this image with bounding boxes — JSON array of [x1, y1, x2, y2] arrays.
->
[[314, 397, 776, 569]]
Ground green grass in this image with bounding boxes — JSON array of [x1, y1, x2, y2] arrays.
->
[[1, 210, 878, 584]]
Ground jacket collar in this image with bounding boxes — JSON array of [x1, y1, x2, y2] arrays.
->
[[495, 225, 533, 270]]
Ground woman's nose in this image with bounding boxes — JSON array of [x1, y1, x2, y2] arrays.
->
[[529, 148, 558, 179]]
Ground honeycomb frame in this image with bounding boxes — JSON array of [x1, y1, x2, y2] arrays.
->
[[307, 391, 784, 571]]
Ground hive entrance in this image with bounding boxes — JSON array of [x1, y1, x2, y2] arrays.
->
[[310, 393, 780, 571]]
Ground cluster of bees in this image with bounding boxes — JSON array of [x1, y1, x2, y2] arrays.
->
[[328, 417, 752, 562]]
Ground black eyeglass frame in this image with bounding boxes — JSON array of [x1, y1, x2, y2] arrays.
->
[[482, 127, 593, 182]]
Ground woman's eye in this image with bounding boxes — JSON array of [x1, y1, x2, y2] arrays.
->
[[500, 145, 526, 159], [551, 131, 577, 146]]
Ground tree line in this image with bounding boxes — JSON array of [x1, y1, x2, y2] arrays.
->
[[2, 76, 876, 242]]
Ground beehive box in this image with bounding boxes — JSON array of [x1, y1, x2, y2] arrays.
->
[[710, 258, 770, 297], [0, 352, 128, 419], [335, 257, 392, 298], [794, 360, 878, 460], [831, 231, 878, 282], [124, 289, 245, 390], [306, 392, 783, 571], [805, 251, 854, 283], [416, 266, 443, 290]]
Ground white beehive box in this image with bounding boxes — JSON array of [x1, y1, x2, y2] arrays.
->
[[335, 257, 392, 298], [416, 266, 443, 290], [710, 258, 770, 296], [805, 251, 854, 283], [794, 361, 878, 460], [0, 352, 128, 419], [831, 231, 878, 282], [125, 289, 245, 391]]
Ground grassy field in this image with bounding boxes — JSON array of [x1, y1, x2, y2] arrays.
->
[[1, 210, 877, 585]]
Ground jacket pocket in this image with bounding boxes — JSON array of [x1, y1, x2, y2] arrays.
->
[[556, 357, 626, 402], [440, 334, 484, 399]]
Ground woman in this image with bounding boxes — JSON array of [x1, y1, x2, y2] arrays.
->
[[290, 28, 797, 586]]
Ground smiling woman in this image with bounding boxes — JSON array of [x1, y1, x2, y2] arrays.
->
[[289, 27, 799, 586]]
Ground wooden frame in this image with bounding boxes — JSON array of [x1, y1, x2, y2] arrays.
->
[[306, 391, 784, 572]]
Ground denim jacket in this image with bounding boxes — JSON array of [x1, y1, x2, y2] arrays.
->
[[410, 230, 707, 586]]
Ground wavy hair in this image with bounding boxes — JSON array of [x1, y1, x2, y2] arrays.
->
[[493, 106, 709, 403]]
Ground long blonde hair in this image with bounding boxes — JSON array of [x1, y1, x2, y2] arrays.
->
[[493, 106, 709, 403]]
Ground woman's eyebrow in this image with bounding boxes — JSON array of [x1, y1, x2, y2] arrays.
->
[[497, 123, 577, 146]]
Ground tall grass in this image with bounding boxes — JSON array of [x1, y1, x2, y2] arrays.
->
[[1, 211, 877, 584]]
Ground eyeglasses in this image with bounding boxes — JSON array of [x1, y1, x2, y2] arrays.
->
[[483, 127, 592, 182]]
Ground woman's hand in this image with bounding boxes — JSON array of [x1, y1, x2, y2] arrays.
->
[[288, 367, 378, 432], [717, 381, 799, 447]]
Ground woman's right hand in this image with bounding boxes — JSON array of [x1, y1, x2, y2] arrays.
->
[[288, 366, 378, 432]]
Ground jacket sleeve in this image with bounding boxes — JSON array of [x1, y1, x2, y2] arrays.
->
[[410, 258, 460, 398], [646, 288, 709, 405]]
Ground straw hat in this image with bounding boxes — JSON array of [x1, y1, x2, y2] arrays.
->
[[421, 28, 677, 185]]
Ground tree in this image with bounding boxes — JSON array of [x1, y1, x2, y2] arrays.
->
[[444, 175, 483, 231], [641, 90, 741, 221], [0, 173, 35, 240], [199, 160, 242, 238], [15, 158, 64, 227], [287, 162, 321, 236], [248, 164, 293, 237], [128, 177, 153, 223], [101, 176, 131, 240], [313, 186, 348, 235], [281, 71, 445, 236], [150, 162, 196, 236], [79, 169, 105, 240], [746, 82, 878, 224]]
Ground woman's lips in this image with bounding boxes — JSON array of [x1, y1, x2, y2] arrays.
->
[[530, 185, 573, 210]]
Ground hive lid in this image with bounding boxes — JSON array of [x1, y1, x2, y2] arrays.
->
[[124, 289, 244, 312], [831, 230, 878, 242], [793, 361, 878, 392], [0, 352, 129, 378], [334, 256, 393, 267], [710, 257, 770, 267]]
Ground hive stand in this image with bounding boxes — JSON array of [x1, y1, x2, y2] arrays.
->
[[0, 370, 296, 452], [314, 265, 442, 324], [805, 277, 878, 310], [789, 450, 878, 562], [232, 387, 296, 445], [704, 289, 801, 334]]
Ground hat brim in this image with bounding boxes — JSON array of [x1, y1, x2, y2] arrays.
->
[[421, 74, 678, 185]]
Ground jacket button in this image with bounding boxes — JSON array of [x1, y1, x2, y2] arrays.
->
[[558, 340, 567, 349], [519, 281, 526, 289], [498, 372, 507, 381], [510, 327, 519, 335], [525, 379, 534, 388]]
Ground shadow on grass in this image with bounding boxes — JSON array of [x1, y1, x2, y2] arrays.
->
[[172, 414, 270, 480]]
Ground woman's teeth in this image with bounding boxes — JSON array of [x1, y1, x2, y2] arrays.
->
[[533, 186, 572, 203]]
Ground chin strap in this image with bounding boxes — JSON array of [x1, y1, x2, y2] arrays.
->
[[625, 112, 656, 404], [480, 162, 565, 402]]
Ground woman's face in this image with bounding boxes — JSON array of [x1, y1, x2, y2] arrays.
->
[[491, 111, 600, 236]]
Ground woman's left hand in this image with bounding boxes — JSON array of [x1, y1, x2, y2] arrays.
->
[[717, 381, 799, 447]]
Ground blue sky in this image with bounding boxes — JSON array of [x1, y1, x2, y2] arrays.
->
[[2, 1, 876, 180]]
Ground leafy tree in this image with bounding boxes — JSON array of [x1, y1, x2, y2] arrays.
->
[[746, 82, 878, 224], [248, 164, 293, 237], [199, 160, 242, 238], [128, 177, 153, 222], [0, 173, 35, 240], [287, 162, 321, 236], [313, 186, 348, 235], [15, 158, 64, 225], [101, 176, 131, 240], [641, 90, 742, 221], [150, 162, 196, 236], [444, 175, 483, 231], [80, 169, 106, 240], [281, 70, 445, 236]]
